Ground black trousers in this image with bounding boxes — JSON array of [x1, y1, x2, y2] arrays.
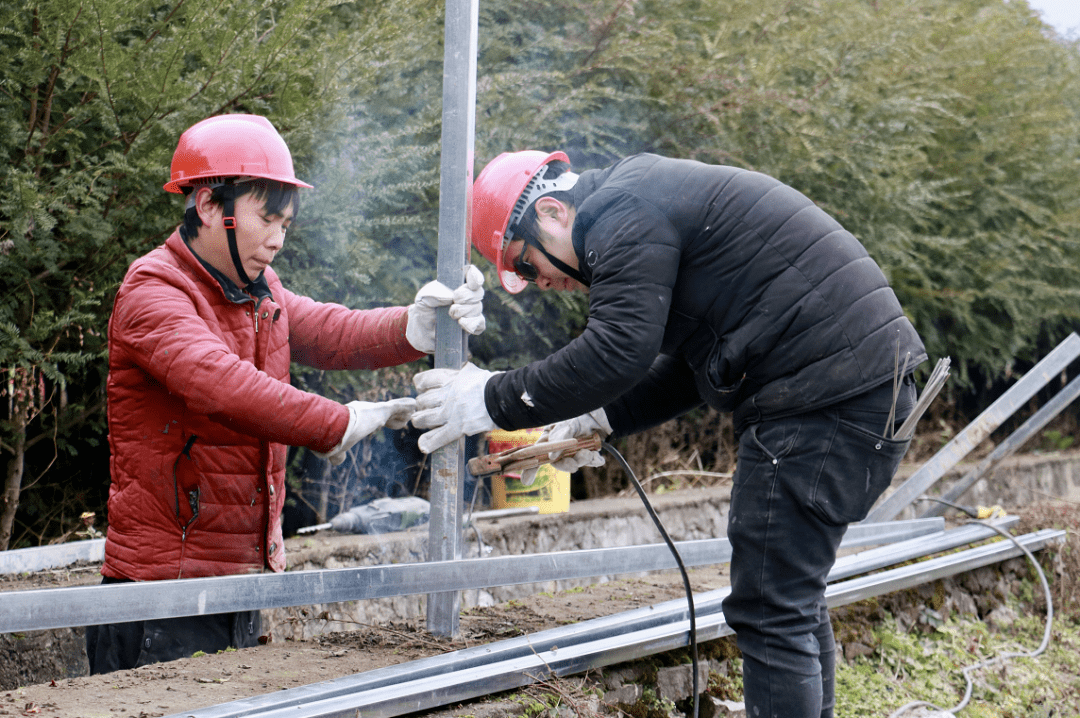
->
[[722, 377, 916, 718], [85, 576, 263, 675]]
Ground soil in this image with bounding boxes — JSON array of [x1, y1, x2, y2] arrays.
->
[[3, 568, 732, 718]]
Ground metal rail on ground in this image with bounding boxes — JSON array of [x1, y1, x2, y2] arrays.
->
[[161, 519, 1015, 718], [169, 525, 1062, 718], [830, 516, 1017, 581], [865, 332, 1080, 523], [0, 519, 943, 634]]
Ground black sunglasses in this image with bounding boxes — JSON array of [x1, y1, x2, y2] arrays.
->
[[512, 236, 539, 283]]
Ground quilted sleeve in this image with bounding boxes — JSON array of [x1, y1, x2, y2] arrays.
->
[[284, 291, 426, 371], [485, 192, 682, 429], [109, 265, 348, 453]]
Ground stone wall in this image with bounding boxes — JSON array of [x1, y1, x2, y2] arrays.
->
[[887, 450, 1080, 520], [268, 487, 734, 639]]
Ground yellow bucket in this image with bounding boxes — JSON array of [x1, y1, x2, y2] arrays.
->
[[486, 428, 570, 515]]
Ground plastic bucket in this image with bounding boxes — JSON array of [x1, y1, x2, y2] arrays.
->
[[486, 428, 570, 515]]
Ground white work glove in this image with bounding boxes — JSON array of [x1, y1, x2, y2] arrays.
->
[[411, 362, 499, 454], [520, 409, 613, 486], [405, 265, 486, 354], [314, 398, 417, 466]]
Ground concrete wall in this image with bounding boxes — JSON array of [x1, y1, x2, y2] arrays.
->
[[268, 487, 734, 639], [888, 450, 1080, 520]]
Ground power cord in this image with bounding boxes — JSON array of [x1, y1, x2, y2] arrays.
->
[[917, 496, 1006, 521], [886, 518, 1054, 718], [465, 479, 488, 558], [602, 441, 701, 718]]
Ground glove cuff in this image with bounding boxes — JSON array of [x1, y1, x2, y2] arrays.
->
[[404, 303, 434, 354], [589, 408, 614, 437], [313, 405, 357, 465]]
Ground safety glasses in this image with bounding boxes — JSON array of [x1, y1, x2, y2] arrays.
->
[[511, 237, 539, 283], [508, 233, 588, 288]]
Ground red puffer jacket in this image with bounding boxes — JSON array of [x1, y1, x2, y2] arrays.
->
[[103, 230, 424, 580]]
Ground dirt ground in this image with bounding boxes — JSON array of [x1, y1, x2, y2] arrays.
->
[[4, 568, 732, 718]]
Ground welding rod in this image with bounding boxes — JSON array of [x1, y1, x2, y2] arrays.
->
[[296, 507, 539, 534], [896, 356, 951, 440]]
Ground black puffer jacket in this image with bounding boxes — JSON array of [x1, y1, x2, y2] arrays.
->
[[485, 154, 926, 435]]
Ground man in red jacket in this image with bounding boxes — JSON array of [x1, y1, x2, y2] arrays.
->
[[87, 114, 484, 674]]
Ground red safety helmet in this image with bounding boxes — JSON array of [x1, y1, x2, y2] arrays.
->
[[472, 150, 571, 293], [164, 114, 313, 194]]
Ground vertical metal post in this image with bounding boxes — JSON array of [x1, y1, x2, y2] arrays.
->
[[427, 0, 479, 637]]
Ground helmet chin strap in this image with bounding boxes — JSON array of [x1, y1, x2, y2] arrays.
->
[[523, 235, 589, 286], [220, 182, 255, 289]]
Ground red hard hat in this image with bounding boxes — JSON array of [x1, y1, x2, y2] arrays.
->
[[164, 114, 313, 194], [472, 150, 570, 293]]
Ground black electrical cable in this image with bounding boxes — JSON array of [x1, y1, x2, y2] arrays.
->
[[916, 495, 980, 518], [602, 441, 700, 718]]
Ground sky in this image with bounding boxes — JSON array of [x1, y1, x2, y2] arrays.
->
[[1024, 0, 1080, 38]]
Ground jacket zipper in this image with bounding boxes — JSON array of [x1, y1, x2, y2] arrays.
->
[[174, 435, 200, 577], [255, 303, 281, 567], [253, 296, 267, 334]]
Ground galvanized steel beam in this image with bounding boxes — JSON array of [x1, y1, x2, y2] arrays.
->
[[0, 516, 934, 578], [0, 515, 930, 577], [167, 519, 1003, 718], [0, 509, 539, 576], [168, 527, 1063, 718], [830, 515, 1017, 582], [428, 0, 480, 637], [921, 373, 1080, 517], [844, 517, 943, 547], [0, 520, 942, 634]]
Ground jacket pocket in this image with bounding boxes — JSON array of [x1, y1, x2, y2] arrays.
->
[[810, 419, 910, 525], [173, 436, 200, 532], [693, 337, 747, 413]]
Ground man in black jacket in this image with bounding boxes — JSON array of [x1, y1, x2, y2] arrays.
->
[[412, 151, 926, 718]]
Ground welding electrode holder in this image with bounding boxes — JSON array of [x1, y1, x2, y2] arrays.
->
[[467, 433, 603, 477]]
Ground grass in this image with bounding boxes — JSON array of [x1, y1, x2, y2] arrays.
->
[[835, 594, 1077, 717], [826, 500, 1080, 717]]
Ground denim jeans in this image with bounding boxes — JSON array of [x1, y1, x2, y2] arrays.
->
[[85, 577, 262, 675], [722, 377, 915, 718]]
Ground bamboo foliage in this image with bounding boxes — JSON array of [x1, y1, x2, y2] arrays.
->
[[1, 0, 1078, 543], [0, 0, 369, 548]]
